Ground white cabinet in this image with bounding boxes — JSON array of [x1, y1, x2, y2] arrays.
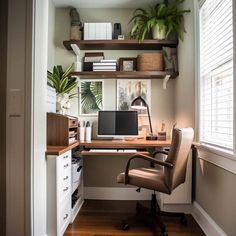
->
[[47, 150, 72, 236]]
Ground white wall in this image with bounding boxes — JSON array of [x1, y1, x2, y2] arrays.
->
[[33, 0, 48, 235]]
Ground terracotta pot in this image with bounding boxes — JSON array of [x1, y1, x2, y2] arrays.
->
[[152, 25, 167, 40]]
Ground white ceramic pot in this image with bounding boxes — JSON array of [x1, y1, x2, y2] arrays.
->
[[56, 93, 70, 115], [152, 25, 167, 40]]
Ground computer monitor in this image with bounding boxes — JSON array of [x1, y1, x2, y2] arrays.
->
[[97, 111, 138, 138]]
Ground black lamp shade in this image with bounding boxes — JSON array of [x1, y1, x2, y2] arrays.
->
[[131, 96, 147, 110], [130, 96, 157, 140]]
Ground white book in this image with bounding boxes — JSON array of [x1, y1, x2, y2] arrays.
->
[[93, 66, 116, 69], [100, 59, 117, 63], [93, 62, 117, 66], [84, 23, 89, 40], [95, 23, 107, 40], [88, 23, 96, 40], [93, 69, 117, 71], [106, 23, 112, 39]]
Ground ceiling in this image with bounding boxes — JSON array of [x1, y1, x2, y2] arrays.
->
[[53, 0, 159, 9]]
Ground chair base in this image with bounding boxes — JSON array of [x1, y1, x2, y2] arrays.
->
[[121, 193, 187, 236]]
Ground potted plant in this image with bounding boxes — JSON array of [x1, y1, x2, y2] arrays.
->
[[129, 0, 190, 41], [47, 64, 78, 114]]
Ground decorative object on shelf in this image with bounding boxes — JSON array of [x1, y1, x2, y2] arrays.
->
[[158, 120, 167, 140], [131, 96, 157, 140], [119, 57, 137, 71], [117, 79, 151, 115], [129, 0, 190, 41], [118, 35, 125, 40], [70, 8, 82, 40], [114, 23, 122, 39], [163, 47, 178, 72], [47, 64, 78, 115], [137, 53, 163, 71], [79, 80, 103, 116]]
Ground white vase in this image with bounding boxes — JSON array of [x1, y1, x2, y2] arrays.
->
[[56, 93, 70, 115], [152, 25, 167, 40]]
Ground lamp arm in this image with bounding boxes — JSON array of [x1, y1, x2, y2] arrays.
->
[[146, 104, 153, 135]]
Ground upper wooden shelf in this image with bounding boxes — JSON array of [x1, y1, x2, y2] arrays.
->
[[71, 71, 178, 79], [63, 39, 178, 51]]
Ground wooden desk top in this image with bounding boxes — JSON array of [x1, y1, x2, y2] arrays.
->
[[46, 139, 171, 156], [79, 139, 171, 149], [46, 141, 79, 156]]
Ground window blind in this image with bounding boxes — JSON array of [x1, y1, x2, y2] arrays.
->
[[199, 0, 234, 149]]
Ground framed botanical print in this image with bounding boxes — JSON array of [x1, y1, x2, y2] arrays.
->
[[79, 79, 104, 116]]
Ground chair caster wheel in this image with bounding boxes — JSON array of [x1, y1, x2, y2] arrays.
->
[[180, 214, 187, 226], [121, 221, 130, 231], [160, 232, 168, 236]]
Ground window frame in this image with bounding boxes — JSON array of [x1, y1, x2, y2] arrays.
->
[[195, 0, 236, 170]]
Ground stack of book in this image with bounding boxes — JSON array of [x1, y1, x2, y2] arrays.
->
[[83, 52, 104, 71], [93, 59, 117, 71]]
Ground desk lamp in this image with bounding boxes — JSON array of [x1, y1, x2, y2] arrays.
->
[[131, 96, 158, 140]]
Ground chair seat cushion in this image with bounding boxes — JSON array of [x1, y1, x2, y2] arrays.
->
[[117, 168, 170, 194]]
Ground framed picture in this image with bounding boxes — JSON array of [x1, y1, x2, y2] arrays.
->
[[119, 57, 137, 71], [117, 80, 151, 115], [79, 79, 104, 116]]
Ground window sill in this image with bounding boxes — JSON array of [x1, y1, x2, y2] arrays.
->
[[194, 143, 236, 174]]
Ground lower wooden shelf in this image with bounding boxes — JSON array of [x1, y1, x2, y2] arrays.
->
[[71, 71, 178, 79]]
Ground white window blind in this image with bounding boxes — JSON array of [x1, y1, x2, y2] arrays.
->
[[199, 0, 234, 150]]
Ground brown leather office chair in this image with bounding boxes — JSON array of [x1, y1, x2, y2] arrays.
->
[[117, 128, 194, 236]]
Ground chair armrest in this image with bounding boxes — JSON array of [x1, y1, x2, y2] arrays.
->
[[124, 153, 173, 184], [150, 150, 169, 168], [152, 150, 169, 157]]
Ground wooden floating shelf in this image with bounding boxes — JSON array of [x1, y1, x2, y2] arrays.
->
[[71, 71, 178, 79], [63, 39, 178, 50]]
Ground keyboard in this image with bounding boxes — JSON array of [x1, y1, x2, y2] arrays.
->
[[88, 149, 137, 153]]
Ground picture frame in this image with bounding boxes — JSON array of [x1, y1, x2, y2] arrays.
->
[[119, 57, 137, 71], [79, 79, 104, 116], [117, 79, 151, 115]]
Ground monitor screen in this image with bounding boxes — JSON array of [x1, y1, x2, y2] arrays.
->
[[98, 111, 138, 137]]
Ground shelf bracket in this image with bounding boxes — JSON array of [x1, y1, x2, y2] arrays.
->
[[71, 44, 80, 56], [163, 75, 171, 90]]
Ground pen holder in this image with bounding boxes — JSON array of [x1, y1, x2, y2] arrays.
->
[[85, 126, 92, 141], [79, 127, 85, 141]]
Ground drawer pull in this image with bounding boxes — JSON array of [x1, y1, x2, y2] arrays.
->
[[63, 187, 69, 192], [63, 155, 68, 159], [64, 164, 69, 168], [63, 214, 69, 220], [63, 176, 69, 181]]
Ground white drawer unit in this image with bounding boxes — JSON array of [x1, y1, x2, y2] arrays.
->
[[47, 150, 72, 236]]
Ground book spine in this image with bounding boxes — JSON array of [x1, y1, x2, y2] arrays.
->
[[93, 63, 117, 66]]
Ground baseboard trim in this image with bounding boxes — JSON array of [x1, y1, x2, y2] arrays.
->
[[192, 201, 227, 236], [84, 187, 155, 200]]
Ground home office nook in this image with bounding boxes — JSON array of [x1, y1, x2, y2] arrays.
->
[[42, 0, 235, 236]]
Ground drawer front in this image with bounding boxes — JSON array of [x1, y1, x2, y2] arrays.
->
[[58, 195, 71, 235], [69, 119, 78, 128], [57, 151, 71, 203]]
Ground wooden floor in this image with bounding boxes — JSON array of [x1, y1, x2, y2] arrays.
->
[[65, 200, 205, 236]]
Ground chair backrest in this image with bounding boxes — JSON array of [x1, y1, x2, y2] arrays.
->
[[164, 128, 194, 192]]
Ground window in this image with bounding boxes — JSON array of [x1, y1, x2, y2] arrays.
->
[[199, 0, 234, 150]]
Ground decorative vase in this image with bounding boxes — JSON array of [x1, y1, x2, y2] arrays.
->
[[56, 93, 71, 115], [152, 25, 167, 40]]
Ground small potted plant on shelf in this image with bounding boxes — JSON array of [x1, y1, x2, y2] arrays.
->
[[129, 0, 190, 41], [47, 64, 78, 115]]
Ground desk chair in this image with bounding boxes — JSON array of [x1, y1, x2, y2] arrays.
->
[[117, 128, 194, 236]]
